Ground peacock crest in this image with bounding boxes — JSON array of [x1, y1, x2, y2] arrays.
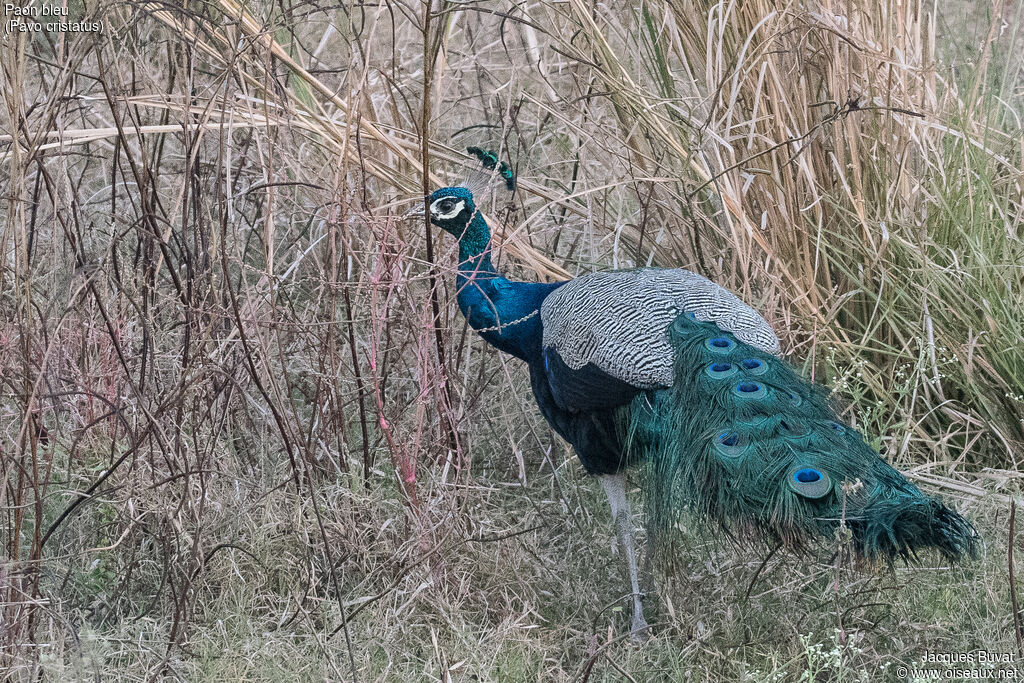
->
[[466, 146, 516, 191]]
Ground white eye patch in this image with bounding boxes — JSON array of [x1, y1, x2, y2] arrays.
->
[[429, 197, 466, 221]]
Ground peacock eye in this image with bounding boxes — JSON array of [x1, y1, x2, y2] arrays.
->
[[439, 200, 454, 212]]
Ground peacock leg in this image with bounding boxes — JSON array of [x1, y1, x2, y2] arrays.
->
[[599, 473, 650, 640]]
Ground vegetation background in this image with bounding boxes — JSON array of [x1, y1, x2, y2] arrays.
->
[[2, 0, 1023, 679]]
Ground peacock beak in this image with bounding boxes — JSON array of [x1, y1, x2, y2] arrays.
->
[[404, 201, 426, 218]]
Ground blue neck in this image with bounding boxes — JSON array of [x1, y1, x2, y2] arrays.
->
[[455, 209, 499, 275], [454, 212, 563, 362]]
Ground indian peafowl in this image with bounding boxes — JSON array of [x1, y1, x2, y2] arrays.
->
[[409, 149, 977, 639]]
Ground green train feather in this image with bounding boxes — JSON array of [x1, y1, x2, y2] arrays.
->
[[619, 313, 977, 561]]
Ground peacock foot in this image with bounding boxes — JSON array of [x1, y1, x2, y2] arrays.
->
[[630, 612, 652, 643], [629, 592, 651, 643]]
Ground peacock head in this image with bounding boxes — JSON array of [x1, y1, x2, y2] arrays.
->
[[407, 148, 514, 257], [412, 147, 515, 234], [422, 186, 479, 238]]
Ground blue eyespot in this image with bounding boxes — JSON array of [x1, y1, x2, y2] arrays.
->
[[741, 358, 767, 375], [734, 381, 767, 399], [826, 421, 845, 432], [705, 362, 738, 379], [705, 337, 736, 354], [686, 311, 698, 320], [789, 467, 833, 499], [788, 391, 803, 406], [714, 431, 746, 457], [795, 468, 820, 483]]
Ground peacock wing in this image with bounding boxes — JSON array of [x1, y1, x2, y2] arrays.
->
[[539, 269, 780, 412]]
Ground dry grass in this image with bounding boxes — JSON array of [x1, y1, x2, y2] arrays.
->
[[1, 0, 1023, 680]]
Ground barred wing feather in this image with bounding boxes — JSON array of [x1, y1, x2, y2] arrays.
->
[[540, 268, 781, 393]]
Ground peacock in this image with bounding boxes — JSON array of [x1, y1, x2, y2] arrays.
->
[[408, 148, 977, 639]]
